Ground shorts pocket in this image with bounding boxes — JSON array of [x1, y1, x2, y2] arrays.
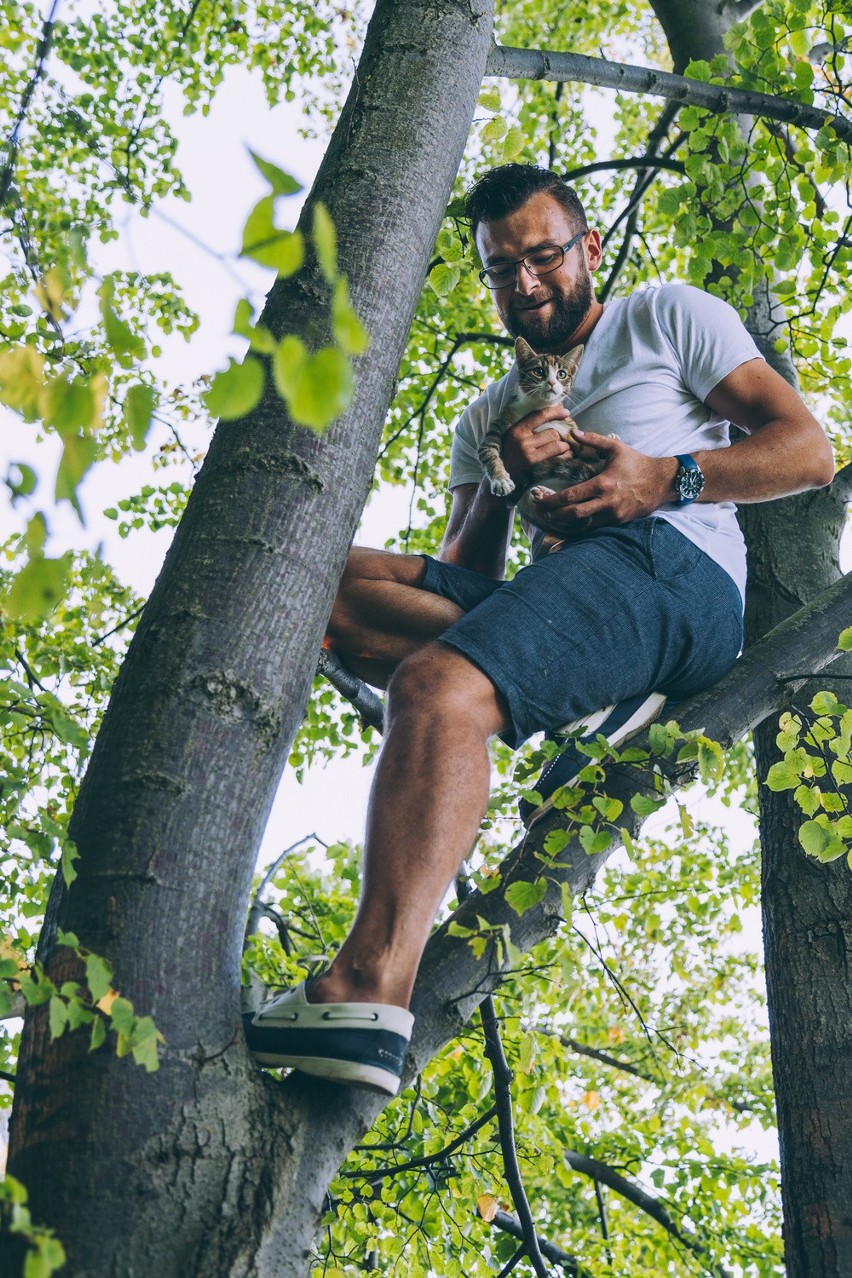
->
[[648, 518, 703, 582]]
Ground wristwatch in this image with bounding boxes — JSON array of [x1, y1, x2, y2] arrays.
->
[[673, 454, 705, 506]]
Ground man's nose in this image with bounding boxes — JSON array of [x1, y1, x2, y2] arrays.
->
[[513, 262, 541, 296]]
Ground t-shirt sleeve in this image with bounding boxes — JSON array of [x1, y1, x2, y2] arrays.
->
[[449, 402, 487, 489], [654, 284, 764, 406]]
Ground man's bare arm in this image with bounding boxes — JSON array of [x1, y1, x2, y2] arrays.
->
[[530, 357, 835, 529], [440, 481, 514, 577]]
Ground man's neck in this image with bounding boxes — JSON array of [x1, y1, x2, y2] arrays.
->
[[556, 299, 604, 352]]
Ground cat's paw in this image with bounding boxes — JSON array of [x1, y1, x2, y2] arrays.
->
[[491, 477, 515, 497]]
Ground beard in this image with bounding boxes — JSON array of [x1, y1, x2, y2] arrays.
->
[[505, 267, 593, 352]]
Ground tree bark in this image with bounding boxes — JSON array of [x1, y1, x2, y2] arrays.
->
[[4, 2, 495, 1275], [648, 1, 852, 1272]]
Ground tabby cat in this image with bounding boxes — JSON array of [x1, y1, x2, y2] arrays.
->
[[477, 336, 610, 534]]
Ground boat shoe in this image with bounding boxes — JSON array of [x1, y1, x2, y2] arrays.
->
[[520, 691, 668, 828], [243, 980, 414, 1097]]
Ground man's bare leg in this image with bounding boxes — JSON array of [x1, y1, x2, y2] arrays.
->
[[310, 642, 510, 1009], [326, 547, 466, 687]]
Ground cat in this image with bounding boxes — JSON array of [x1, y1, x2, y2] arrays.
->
[[477, 336, 611, 535]]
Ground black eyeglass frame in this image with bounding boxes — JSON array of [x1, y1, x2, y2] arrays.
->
[[477, 229, 587, 290]]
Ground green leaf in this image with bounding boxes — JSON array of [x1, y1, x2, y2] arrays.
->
[[4, 553, 71, 622], [85, 952, 113, 1003], [504, 878, 547, 916], [89, 1016, 106, 1052], [56, 929, 79, 948], [429, 262, 462, 297], [542, 829, 571, 856], [578, 826, 611, 856], [481, 115, 508, 143], [332, 280, 370, 356], [124, 384, 156, 450], [55, 432, 98, 518], [478, 86, 501, 111], [204, 357, 265, 421], [5, 460, 37, 502], [765, 759, 802, 791], [798, 819, 846, 862], [838, 628, 852, 652], [48, 994, 69, 1039], [503, 127, 526, 161], [630, 793, 665, 816], [811, 690, 840, 716], [560, 881, 573, 923], [248, 150, 302, 195], [130, 1015, 162, 1071], [313, 202, 338, 283], [275, 341, 353, 432], [241, 196, 304, 274]]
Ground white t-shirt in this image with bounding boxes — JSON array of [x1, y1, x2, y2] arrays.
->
[[449, 284, 764, 602]]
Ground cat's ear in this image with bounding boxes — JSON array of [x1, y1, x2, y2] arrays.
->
[[561, 344, 584, 379], [514, 336, 537, 363]]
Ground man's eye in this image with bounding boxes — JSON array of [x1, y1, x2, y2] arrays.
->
[[489, 267, 513, 283], [528, 251, 558, 269]]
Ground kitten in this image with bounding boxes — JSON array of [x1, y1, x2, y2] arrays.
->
[[477, 336, 609, 535]]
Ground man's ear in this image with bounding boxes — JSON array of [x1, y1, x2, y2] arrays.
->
[[515, 336, 536, 361]]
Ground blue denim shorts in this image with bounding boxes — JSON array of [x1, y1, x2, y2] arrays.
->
[[421, 517, 743, 748]]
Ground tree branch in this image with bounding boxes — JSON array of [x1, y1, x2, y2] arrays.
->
[[562, 1148, 732, 1277], [485, 45, 852, 144], [490, 1210, 589, 1276], [316, 648, 384, 732], [564, 155, 686, 181], [831, 459, 852, 502]]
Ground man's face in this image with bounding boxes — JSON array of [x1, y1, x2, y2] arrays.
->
[[475, 191, 600, 352]]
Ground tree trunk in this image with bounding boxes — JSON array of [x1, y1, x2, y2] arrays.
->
[[3, 3, 495, 1275], [650, 0, 852, 1271]]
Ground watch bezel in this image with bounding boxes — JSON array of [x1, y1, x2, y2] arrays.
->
[[675, 455, 705, 505]]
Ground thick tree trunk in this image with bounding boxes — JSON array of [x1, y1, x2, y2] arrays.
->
[[3, 3, 495, 1275], [650, 1, 852, 1271]]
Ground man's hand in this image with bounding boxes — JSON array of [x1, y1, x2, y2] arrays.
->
[[529, 429, 678, 530], [500, 404, 575, 483]]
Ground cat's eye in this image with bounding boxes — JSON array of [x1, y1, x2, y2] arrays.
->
[[557, 369, 567, 380], [533, 369, 545, 379]]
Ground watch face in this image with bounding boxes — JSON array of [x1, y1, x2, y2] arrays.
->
[[677, 466, 705, 502]]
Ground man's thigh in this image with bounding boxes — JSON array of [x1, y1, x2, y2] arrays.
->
[[428, 519, 742, 748]]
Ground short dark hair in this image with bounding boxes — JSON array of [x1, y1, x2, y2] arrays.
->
[[464, 164, 588, 243]]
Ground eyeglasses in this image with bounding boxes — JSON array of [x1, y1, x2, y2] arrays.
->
[[478, 230, 587, 290]]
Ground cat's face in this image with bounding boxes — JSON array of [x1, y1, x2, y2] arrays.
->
[[515, 338, 583, 400]]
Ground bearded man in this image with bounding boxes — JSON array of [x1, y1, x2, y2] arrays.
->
[[244, 164, 834, 1096]]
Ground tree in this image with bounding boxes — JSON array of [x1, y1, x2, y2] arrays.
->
[[1, 0, 850, 1275]]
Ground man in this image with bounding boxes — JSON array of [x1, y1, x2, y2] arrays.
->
[[244, 164, 834, 1096]]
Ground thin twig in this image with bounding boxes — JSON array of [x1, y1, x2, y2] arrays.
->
[[342, 1103, 498, 1181], [455, 873, 550, 1278], [0, 0, 61, 206], [91, 604, 145, 647]]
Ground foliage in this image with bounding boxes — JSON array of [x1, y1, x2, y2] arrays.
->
[[1, 0, 851, 1272]]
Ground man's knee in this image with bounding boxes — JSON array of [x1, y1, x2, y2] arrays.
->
[[387, 643, 509, 736]]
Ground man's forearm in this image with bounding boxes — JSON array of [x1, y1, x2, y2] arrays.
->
[[440, 479, 514, 577]]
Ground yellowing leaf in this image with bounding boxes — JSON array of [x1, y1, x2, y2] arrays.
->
[[477, 1193, 500, 1222], [124, 384, 156, 449], [35, 266, 69, 321], [0, 346, 46, 419], [313, 202, 338, 283], [481, 115, 508, 143], [96, 989, 119, 1015], [503, 126, 526, 161], [205, 357, 265, 421], [55, 432, 98, 517]]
